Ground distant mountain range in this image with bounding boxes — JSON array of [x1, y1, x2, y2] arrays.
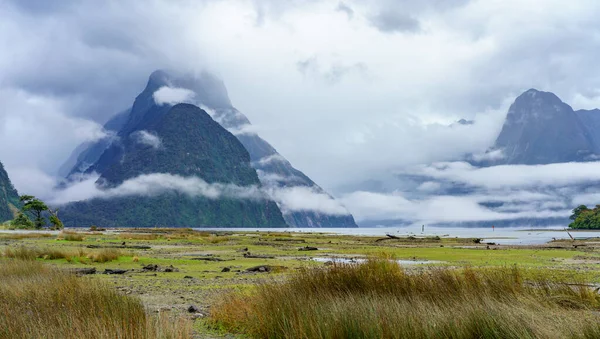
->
[[0, 161, 20, 223], [59, 70, 356, 228]]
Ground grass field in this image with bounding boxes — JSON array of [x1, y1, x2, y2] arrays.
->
[[1, 228, 600, 338]]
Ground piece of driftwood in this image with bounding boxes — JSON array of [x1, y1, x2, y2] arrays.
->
[[243, 253, 275, 259], [375, 234, 401, 242], [70, 267, 96, 275]]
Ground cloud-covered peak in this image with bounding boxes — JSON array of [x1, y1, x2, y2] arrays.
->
[[145, 70, 232, 109]]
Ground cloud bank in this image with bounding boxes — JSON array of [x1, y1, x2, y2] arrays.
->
[[49, 173, 350, 217]]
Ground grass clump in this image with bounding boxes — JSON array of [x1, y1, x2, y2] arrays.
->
[[0, 232, 53, 240], [0, 258, 191, 339], [60, 231, 85, 241], [211, 258, 600, 339], [87, 248, 121, 263]]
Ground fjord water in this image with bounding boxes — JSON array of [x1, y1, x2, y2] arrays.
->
[[194, 225, 600, 245]]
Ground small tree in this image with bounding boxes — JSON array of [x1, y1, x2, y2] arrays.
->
[[20, 195, 48, 229], [10, 212, 34, 229], [48, 209, 63, 230]]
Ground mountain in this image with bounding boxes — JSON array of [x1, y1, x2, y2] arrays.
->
[[60, 103, 286, 227], [62, 70, 357, 228], [491, 89, 600, 165], [0, 161, 20, 223]]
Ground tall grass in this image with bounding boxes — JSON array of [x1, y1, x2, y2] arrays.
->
[[212, 258, 600, 339], [0, 233, 53, 240], [3, 246, 123, 263], [0, 258, 191, 339]]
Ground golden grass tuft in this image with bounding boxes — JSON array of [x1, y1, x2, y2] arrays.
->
[[211, 258, 600, 339], [87, 248, 121, 263], [0, 232, 53, 240], [0, 258, 191, 338]]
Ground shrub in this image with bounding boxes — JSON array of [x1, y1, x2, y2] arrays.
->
[[61, 232, 84, 241]]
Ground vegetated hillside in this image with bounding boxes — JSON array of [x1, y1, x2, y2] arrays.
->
[[0, 161, 20, 222], [62, 70, 357, 227], [60, 104, 286, 227]]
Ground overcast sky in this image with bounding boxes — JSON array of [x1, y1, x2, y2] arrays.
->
[[3, 0, 600, 224]]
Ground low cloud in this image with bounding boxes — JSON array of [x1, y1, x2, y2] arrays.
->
[[340, 190, 571, 223], [409, 161, 600, 189], [470, 149, 505, 162], [131, 130, 162, 149], [266, 186, 351, 216], [228, 124, 261, 136], [255, 154, 289, 166], [153, 86, 196, 106], [49, 173, 351, 217]]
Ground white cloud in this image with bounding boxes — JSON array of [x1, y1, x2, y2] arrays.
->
[[153, 86, 196, 106], [228, 124, 261, 136], [131, 130, 162, 149], [416, 181, 441, 192], [340, 190, 571, 223], [0, 88, 108, 175], [266, 186, 351, 216], [411, 161, 600, 189], [471, 149, 505, 162], [255, 154, 289, 166], [49, 173, 350, 216]]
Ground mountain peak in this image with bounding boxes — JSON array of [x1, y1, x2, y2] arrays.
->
[[493, 89, 596, 165]]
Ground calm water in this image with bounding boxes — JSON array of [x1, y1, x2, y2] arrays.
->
[[193, 225, 600, 245]]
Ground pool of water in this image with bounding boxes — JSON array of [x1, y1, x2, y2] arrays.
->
[[311, 257, 442, 265]]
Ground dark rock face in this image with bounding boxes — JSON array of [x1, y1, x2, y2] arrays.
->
[[0, 161, 19, 222], [61, 70, 357, 228], [60, 103, 287, 228], [492, 89, 599, 165]]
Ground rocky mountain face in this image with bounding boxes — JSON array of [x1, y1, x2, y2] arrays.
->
[[62, 70, 357, 228], [491, 89, 600, 165], [0, 161, 20, 222], [59, 102, 287, 227]]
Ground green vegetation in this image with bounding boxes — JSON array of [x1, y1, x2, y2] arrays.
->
[[212, 258, 600, 338], [569, 204, 600, 229], [0, 258, 191, 339]]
